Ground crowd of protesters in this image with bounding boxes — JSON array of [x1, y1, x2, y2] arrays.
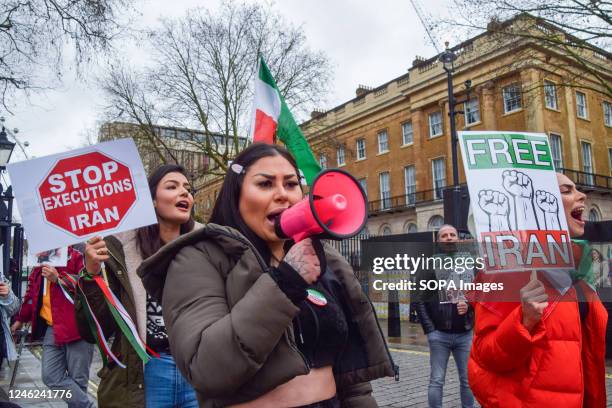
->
[[0, 144, 608, 408]]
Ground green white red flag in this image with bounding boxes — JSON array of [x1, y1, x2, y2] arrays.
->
[[250, 56, 321, 185]]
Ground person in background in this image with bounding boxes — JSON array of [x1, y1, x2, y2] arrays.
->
[[415, 224, 475, 408], [468, 173, 608, 407], [11, 247, 94, 408], [0, 276, 20, 369], [75, 164, 201, 408]]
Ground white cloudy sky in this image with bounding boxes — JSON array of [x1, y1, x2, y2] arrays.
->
[[6, 0, 455, 162]]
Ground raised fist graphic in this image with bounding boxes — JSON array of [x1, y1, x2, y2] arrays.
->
[[479, 190, 510, 216], [535, 190, 558, 213], [478, 189, 511, 231], [502, 170, 540, 230], [502, 170, 534, 199], [535, 190, 560, 230]]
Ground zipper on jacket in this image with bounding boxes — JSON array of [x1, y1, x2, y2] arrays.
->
[[368, 298, 400, 381], [286, 328, 311, 370]]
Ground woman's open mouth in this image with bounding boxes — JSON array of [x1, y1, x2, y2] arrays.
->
[[176, 200, 190, 212], [266, 208, 286, 224], [570, 206, 585, 224]]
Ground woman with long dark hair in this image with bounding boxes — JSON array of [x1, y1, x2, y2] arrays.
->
[[138, 143, 396, 408], [75, 164, 201, 408]]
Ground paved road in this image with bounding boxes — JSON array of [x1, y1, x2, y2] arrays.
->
[[4, 344, 612, 407]]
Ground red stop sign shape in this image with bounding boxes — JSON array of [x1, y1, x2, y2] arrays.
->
[[38, 151, 137, 237]]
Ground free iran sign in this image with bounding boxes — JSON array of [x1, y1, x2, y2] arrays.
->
[[38, 151, 137, 236], [8, 138, 157, 255]]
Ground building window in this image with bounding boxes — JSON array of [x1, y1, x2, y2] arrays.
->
[[379, 171, 391, 209], [544, 80, 558, 110], [337, 145, 345, 166], [402, 121, 414, 145], [429, 112, 443, 137], [464, 98, 480, 125], [581, 141, 594, 185], [356, 138, 366, 160], [428, 215, 444, 231], [502, 83, 522, 113], [358, 178, 368, 197], [404, 165, 416, 205], [319, 154, 327, 169], [549, 133, 563, 169], [432, 158, 446, 199], [604, 101, 612, 127], [378, 130, 389, 153], [576, 91, 588, 119], [381, 225, 392, 236], [588, 208, 601, 222], [405, 223, 418, 233]]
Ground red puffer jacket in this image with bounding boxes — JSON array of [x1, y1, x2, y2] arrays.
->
[[16, 247, 84, 345], [469, 277, 607, 408]]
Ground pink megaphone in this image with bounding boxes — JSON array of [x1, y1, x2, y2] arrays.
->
[[274, 169, 368, 242]]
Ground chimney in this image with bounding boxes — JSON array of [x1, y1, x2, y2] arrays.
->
[[355, 84, 373, 97]]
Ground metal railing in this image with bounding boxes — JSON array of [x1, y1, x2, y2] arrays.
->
[[368, 188, 445, 215], [558, 168, 612, 190]]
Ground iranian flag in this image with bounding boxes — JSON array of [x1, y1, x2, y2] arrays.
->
[[250, 56, 321, 185]]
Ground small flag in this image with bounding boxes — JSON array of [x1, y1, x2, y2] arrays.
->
[[250, 56, 321, 185]]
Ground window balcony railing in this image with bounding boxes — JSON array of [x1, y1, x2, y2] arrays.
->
[[368, 188, 444, 215], [557, 168, 612, 190]]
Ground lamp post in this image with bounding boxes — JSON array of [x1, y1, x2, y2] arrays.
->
[[438, 43, 472, 229], [0, 116, 17, 295]]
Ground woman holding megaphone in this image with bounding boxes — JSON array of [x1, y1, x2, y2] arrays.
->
[[138, 143, 396, 408]]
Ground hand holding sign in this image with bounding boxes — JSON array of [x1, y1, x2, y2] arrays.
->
[[41, 266, 59, 283], [520, 271, 548, 331], [0, 281, 9, 297], [84, 236, 109, 275]]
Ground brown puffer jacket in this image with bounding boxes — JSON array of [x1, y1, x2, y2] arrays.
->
[[137, 223, 397, 407]]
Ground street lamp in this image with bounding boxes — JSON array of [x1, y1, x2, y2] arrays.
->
[[0, 115, 20, 297], [0, 117, 16, 168], [438, 43, 472, 229]]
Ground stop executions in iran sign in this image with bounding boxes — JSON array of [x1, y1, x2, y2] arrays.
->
[[39, 151, 136, 236], [8, 138, 157, 254]]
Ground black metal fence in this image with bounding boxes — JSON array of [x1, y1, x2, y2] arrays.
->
[[558, 168, 612, 190]]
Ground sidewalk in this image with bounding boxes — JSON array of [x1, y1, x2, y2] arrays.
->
[[0, 345, 101, 407], [2, 327, 612, 407]]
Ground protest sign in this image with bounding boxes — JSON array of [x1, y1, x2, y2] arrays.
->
[[8, 138, 157, 254], [27, 247, 68, 267], [458, 131, 573, 272]]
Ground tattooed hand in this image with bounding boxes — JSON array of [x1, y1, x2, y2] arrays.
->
[[283, 238, 321, 284]]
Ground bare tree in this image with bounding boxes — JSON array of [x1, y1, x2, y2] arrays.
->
[[100, 0, 332, 176], [0, 0, 134, 110], [433, 2, 612, 99]]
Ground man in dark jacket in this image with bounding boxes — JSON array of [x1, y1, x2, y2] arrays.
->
[[415, 224, 475, 408], [12, 247, 94, 408]]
